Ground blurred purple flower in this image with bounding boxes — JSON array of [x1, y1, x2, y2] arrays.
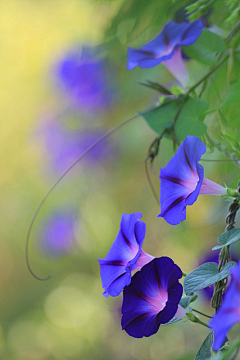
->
[[98, 213, 154, 298], [158, 136, 227, 225], [39, 212, 76, 256], [121, 257, 183, 338], [56, 46, 116, 113], [127, 20, 203, 86], [209, 261, 240, 351], [39, 116, 115, 173]]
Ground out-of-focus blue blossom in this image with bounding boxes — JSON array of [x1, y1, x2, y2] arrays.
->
[[98, 213, 154, 298], [39, 115, 115, 173], [121, 257, 183, 338], [39, 212, 76, 256], [127, 20, 203, 86], [158, 136, 227, 225], [56, 46, 116, 113], [209, 261, 240, 351]]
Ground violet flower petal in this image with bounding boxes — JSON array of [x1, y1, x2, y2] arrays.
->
[[127, 20, 203, 71], [159, 136, 226, 225], [209, 261, 240, 351], [121, 257, 183, 338], [98, 213, 153, 297]]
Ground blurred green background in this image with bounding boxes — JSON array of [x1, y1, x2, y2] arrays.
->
[[1, 1, 240, 359]]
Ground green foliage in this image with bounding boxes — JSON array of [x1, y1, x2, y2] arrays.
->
[[179, 295, 198, 309], [139, 80, 172, 95], [139, 99, 179, 134], [195, 332, 213, 360], [212, 228, 240, 250], [175, 98, 208, 141], [184, 262, 236, 295], [182, 29, 226, 66], [140, 97, 208, 139]]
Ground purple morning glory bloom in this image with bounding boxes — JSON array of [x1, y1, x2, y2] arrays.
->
[[39, 212, 76, 256], [127, 20, 203, 86], [57, 46, 115, 113], [98, 213, 154, 298], [209, 261, 240, 351], [159, 136, 227, 225], [121, 257, 183, 338]]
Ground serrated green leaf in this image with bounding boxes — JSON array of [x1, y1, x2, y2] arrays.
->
[[184, 261, 236, 295], [195, 332, 213, 360], [182, 28, 226, 66], [179, 295, 198, 309], [212, 228, 240, 250]]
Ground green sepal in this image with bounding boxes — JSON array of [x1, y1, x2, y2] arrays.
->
[[179, 295, 198, 309]]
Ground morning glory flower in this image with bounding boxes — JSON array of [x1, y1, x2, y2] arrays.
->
[[38, 212, 76, 256], [127, 20, 203, 86], [209, 261, 240, 351], [98, 213, 154, 298], [56, 46, 116, 113], [121, 257, 183, 338], [158, 136, 227, 225]]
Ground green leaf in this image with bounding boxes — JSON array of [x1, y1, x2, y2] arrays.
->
[[184, 261, 236, 295], [175, 97, 208, 141], [212, 228, 240, 250], [217, 108, 235, 138], [220, 80, 240, 128], [140, 96, 208, 137], [179, 295, 198, 309], [195, 332, 213, 360], [182, 28, 226, 66], [139, 99, 179, 134], [221, 80, 240, 107]]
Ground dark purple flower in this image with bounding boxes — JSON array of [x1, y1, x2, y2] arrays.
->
[[56, 46, 115, 113], [158, 136, 227, 225], [121, 257, 183, 338], [127, 20, 203, 86], [39, 212, 76, 256], [98, 213, 154, 298], [39, 115, 115, 173], [209, 261, 240, 351]]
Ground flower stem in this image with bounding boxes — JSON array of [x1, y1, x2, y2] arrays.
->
[[191, 308, 212, 319], [226, 19, 240, 43], [212, 180, 240, 310]]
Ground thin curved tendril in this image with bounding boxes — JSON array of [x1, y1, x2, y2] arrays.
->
[[26, 114, 140, 281], [144, 160, 159, 205]]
